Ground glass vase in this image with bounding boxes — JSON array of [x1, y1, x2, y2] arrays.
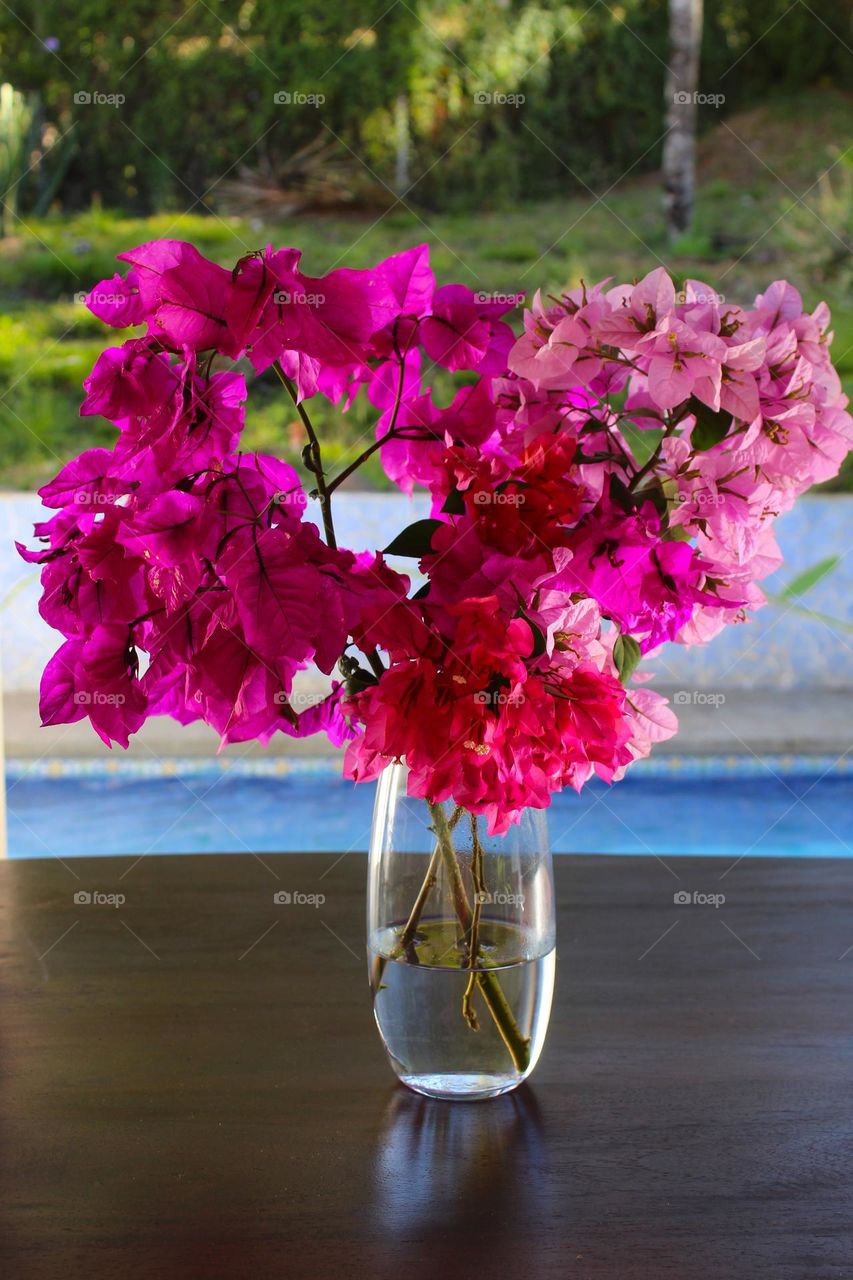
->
[[367, 763, 556, 1101]]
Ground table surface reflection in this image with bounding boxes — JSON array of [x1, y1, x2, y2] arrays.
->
[[1, 851, 851, 1279]]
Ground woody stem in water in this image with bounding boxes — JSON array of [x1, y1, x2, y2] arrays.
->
[[427, 801, 531, 1073]]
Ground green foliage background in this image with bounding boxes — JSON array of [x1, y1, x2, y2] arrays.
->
[[1, 0, 849, 212], [0, 2, 850, 492]]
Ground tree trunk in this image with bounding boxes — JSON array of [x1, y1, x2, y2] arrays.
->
[[394, 95, 410, 194], [662, 0, 703, 240]]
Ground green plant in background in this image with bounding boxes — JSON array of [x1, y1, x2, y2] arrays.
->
[[768, 558, 853, 633], [785, 149, 852, 291], [0, 82, 77, 236], [0, 0, 850, 493], [0, 83, 36, 236], [0, 0, 848, 213]]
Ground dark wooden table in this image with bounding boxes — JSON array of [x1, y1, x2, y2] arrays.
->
[[1, 852, 851, 1279]]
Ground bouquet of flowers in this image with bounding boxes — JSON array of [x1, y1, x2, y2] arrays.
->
[[20, 239, 852, 835]]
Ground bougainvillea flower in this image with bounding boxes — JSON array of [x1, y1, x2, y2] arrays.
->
[[420, 284, 521, 374], [344, 598, 633, 834], [21, 244, 853, 830], [552, 497, 721, 649], [116, 239, 232, 351], [80, 339, 179, 421], [40, 625, 148, 749], [85, 270, 147, 328]]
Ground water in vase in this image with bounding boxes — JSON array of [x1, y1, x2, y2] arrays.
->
[[369, 918, 555, 1101]]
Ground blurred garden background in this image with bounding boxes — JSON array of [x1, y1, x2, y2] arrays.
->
[[0, 0, 851, 490], [0, 1, 851, 856]]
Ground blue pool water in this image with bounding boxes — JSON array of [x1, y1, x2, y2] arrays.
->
[[6, 760, 851, 859]]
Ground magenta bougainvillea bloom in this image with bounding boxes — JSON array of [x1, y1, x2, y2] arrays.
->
[[20, 240, 853, 832]]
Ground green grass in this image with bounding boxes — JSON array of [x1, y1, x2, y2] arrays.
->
[[1, 88, 851, 492]]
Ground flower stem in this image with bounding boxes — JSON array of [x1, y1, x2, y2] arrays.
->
[[395, 805, 464, 960], [369, 806, 463, 992], [326, 344, 410, 494], [461, 812, 485, 1030], [327, 429, 396, 495], [629, 416, 679, 492], [427, 801, 531, 1073], [273, 363, 337, 549]]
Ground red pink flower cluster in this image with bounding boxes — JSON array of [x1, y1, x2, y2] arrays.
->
[[20, 240, 852, 831]]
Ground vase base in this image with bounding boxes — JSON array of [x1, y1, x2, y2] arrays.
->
[[397, 1071, 523, 1102]]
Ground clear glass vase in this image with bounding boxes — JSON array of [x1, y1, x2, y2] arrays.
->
[[367, 763, 556, 1101]]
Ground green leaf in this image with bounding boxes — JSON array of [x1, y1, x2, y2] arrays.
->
[[613, 632, 642, 685], [343, 666, 377, 698], [635, 477, 668, 520], [573, 450, 620, 465], [621, 423, 665, 466], [441, 488, 466, 515], [517, 610, 547, 658], [384, 518, 444, 558], [778, 556, 840, 600], [688, 396, 733, 450], [608, 473, 637, 513]]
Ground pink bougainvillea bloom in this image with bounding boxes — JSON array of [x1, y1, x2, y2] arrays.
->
[[615, 685, 679, 772], [598, 267, 677, 349], [80, 339, 179, 421], [40, 625, 148, 749], [369, 243, 436, 353], [223, 246, 301, 358], [508, 285, 612, 392], [375, 391, 443, 495], [550, 497, 719, 649], [645, 320, 727, 411], [509, 310, 602, 391], [85, 270, 147, 328], [282, 682, 356, 748], [344, 597, 633, 833], [38, 447, 128, 510], [420, 284, 520, 374], [116, 240, 232, 351], [21, 244, 853, 830]]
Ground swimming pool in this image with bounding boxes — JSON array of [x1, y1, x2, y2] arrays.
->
[[6, 756, 851, 859]]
